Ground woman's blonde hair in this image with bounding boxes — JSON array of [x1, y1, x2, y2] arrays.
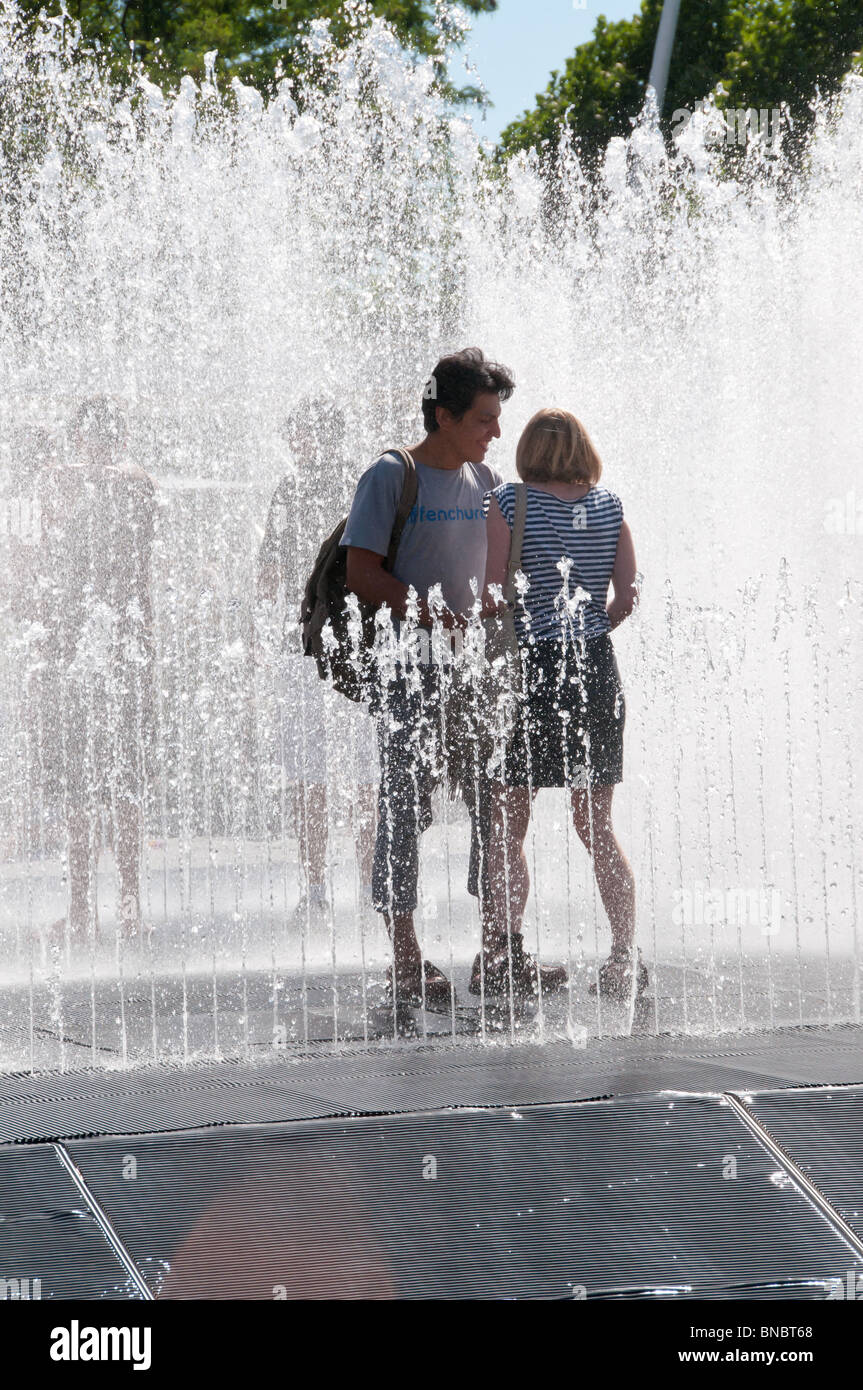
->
[[515, 408, 603, 485]]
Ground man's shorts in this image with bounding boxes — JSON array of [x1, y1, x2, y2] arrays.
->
[[370, 665, 493, 915]]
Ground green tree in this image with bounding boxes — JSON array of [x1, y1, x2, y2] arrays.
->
[[8, 0, 497, 99], [500, 0, 863, 165], [723, 0, 863, 113]]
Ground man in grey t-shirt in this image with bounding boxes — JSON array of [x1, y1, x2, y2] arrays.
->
[[343, 347, 514, 1011], [341, 449, 501, 616]]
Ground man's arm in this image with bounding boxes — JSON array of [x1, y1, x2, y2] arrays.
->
[[345, 548, 436, 628]]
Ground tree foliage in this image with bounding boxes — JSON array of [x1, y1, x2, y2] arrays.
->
[[499, 0, 863, 164], [8, 0, 497, 99]]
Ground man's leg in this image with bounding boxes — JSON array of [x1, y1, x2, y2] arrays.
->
[[280, 651, 329, 909], [294, 783, 328, 899], [461, 735, 500, 951], [344, 691, 380, 898], [371, 675, 451, 1002], [55, 696, 99, 942], [116, 794, 143, 937], [353, 784, 377, 895], [372, 724, 433, 977], [110, 697, 152, 939], [66, 805, 98, 939]]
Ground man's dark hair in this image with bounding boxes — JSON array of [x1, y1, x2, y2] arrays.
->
[[73, 395, 126, 446], [281, 396, 345, 452], [421, 348, 515, 433]]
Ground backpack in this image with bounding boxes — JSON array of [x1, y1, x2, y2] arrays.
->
[[299, 449, 418, 702]]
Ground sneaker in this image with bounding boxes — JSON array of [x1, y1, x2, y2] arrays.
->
[[384, 959, 455, 1011], [588, 947, 649, 1002], [469, 933, 568, 1000]]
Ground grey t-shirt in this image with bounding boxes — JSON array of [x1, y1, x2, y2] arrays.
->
[[341, 451, 503, 614]]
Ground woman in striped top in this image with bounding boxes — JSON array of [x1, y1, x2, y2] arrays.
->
[[477, 407, 644, 1005]]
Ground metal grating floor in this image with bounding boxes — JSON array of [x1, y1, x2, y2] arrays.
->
[[3, 1025, 863, 1299]]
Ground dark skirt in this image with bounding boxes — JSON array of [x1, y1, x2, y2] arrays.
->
[[503, 634, 625, 789]]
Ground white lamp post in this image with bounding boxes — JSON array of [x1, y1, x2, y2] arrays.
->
[[648, 0, 683, 114]]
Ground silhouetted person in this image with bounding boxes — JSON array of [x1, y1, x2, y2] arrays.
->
[[0, 425, 55, 619], [481, 408, 641, 1003], [0, 427, 58, 860], [36, 398, 157, 944], [343, 349, 522, 1009], [257, 398, 377, 921]]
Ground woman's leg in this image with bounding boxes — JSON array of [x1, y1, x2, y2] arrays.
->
[[353, 784, 377, 892], [66, 804, 98, 938], [571, 784, 635, 958], [293, 783, 327, 895], [487, 783, 533, 950], [116, 794, 143, 936]]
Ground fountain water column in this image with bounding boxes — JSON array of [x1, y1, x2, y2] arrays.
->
[[428, 599, 459, 1044], [804, 586, 833, 1024], [720, 611, 747, 1030], [0, 9, 861, 1063], [695, 618, 720, 1034], [839, 582, 862, 1022], [775, 559, 805, 1026], [665, 581, 689, 1033]]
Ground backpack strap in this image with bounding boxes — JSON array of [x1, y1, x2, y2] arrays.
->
[[504, 483, 527, 602], [384, 448, 418, 573]]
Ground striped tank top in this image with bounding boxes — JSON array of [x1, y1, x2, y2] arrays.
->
[[488, 483, 623, 642]]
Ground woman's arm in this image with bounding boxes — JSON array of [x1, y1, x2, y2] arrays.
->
[[607, 520, 638, 630], [481, 494, 512, 618]]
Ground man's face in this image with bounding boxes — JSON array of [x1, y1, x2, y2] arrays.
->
[[73, 425, 126, 468], [284, 421, 343, 465], [439, 391, 502, 464]]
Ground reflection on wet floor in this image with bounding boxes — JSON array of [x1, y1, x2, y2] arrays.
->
[[1, 951, 858, 1073]]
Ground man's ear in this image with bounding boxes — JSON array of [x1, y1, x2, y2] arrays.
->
[[435, 404, 452, 432]]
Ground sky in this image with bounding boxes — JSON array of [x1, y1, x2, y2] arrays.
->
[[449, 0, 645, 143]]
